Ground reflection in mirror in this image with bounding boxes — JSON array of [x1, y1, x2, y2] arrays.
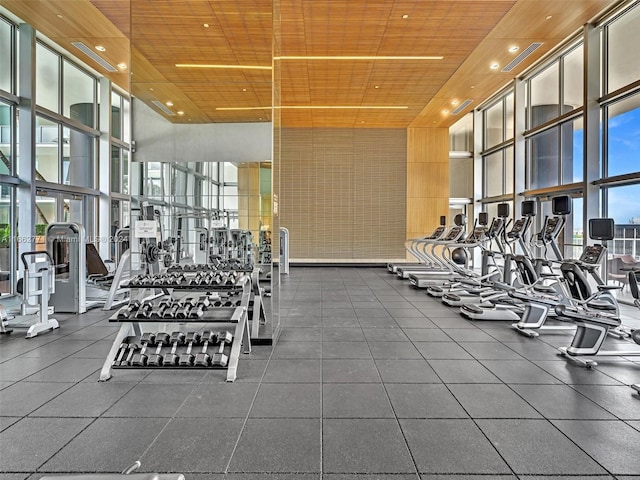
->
[[129, 159, 274, 340]]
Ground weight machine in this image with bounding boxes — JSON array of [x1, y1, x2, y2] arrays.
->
[[0, 251, 59, 338]]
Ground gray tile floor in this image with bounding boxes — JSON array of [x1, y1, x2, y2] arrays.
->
[[1, 266, 640, 480]]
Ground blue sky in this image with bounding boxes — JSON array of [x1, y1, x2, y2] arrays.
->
[[607, 106, 640, 223]]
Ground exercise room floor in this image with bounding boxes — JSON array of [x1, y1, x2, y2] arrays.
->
[[1, 267, 640, 479]]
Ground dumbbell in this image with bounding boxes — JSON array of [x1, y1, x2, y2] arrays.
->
[[194, 330, 217, 366], [162, 303, 181, 319], [119, 343, 140, 366], [188, 304, 204, 319], [162, 331, 186, 366], [178, 332, 202, 366], [147, 332, 171, 366], [112, 342, 130, 366], [117, 300, 141, 319], [131, 332, 156, 366], [135, 303, 154, 319], [212, 331, 233, 367], [175, 299, 196, 319]]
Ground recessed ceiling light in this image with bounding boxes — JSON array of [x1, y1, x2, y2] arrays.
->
[[361, 120, 365, 123], [276, 55, 443, 61], [490, 63, 500, 69], [470, 85, 475, 89], [259, 117, 263, 120], [546, 15, 553, 20], [56, 14, 64, 18], [509, 46, 519, 52], [177, 111, 185, 116], [402, 14, 409, 19], [175, 63, 272, 70], [149, 87, 154, 91], [374, 85, 379, 89], [242, 88, 247, 92], [442, 109, 449, 114], [95, 45, 106, 52], [451, 100, 459, 106], [117, 63, 127, 70], [166, 101, 174, 107], [203, 23, 210, 28]]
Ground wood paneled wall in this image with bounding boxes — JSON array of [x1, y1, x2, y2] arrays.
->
[[406, 128, 450, 242], [280, 128, 406, 261]]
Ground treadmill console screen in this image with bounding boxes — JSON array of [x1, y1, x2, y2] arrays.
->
[[508, 219, 526, 237], [428, 226, 446, 239], [444, 226, 463, 241], [579, 244, 605, 265]]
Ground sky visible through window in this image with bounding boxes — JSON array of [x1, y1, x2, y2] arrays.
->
[[608, 106, 640, 225]]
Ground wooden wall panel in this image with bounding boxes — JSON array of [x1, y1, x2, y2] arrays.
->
[[406, 127, 449, 242], [280, 128, 406, 261]]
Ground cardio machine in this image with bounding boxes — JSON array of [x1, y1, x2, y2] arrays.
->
[[555, 218, 640, 368], [388, 216, 447, 274], [396, 215, 466, 279], [459, 200, 537, 321], [434, 212, 508, 305]]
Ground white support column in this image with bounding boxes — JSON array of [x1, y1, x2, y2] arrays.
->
[[17, 24, 36, 257], [583, 23, 601, 242], [99, 77, 112, 258], [472, 109, 483, 212], [513, 78, 527, 217]]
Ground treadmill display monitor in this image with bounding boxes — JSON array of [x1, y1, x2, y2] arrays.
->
[[579, 244, 605, 265], [521, 201, 536, 217], [443, 226, 464, 241], [552, 195, 572, 215], [428, 226, 446, 239]]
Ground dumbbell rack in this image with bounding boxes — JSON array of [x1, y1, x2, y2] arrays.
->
[[154, 264, 268, 343], [99, 275, 252, 383]]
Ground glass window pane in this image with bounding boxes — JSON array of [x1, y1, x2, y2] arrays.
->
[[35, 116, 59, 183], [505, 93, 514, 140], [123, 97, 131, 143], [607, 5, 640, 93], [111, 146, 121, 193], [530, 62, 560, 128], [122, 149, 129, 195], [111, 91, 122, 139], [223, 162, 237, 182], [36, 43, 60, 113], [63, 60, 95, 127], [607, 184, 640, 260], [0, 103, 12, 174], [64, 126, 94, 187], [563, 45, 583, 113], [484, 151, 503, 197], [562, 117, 584, 184], [606, 94, 640, 177], [485, 101, 503, 149], [0, 19, 12, 93], [504, 146, 514, 195], [223, 185, 238, 210], [529, 127, 559, 189]]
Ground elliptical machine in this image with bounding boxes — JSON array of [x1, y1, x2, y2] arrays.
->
[[555, 218, 640, 369]]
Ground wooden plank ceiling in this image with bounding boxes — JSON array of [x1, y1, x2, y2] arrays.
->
[[0, 0, 620, 128]]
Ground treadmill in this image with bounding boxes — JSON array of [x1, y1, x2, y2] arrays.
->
[[396, 214, 467, 279], [387, 216, 447, 274], [408, 220, 487, 288]]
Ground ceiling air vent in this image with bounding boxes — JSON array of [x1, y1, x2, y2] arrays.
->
[[71, 42, 118, 72], [452, 99, 473, 115], [501, 42, 543, 73], [151, 100, 176, 116]]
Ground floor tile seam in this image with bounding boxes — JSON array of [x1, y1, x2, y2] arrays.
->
[[29, 415, 103, 473], [361, 339, 424, 478], [222, 330, 277, 475], [414, 354, 521, 478], [10, 367, 135, 419], [539, 418, 631, 478], [0, 332, 94, 365]]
